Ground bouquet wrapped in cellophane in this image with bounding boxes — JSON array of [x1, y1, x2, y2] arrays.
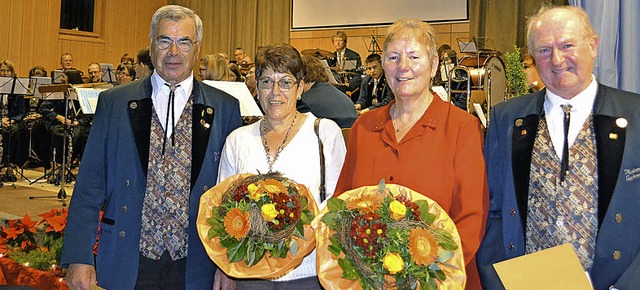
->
[[312, 180, 466, 290], [197, 172, 318, 279]]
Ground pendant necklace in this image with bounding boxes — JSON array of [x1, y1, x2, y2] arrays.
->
[[261, 112, 298, 172]]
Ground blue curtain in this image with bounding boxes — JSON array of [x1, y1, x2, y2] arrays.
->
[[569, 0, 640, 94]]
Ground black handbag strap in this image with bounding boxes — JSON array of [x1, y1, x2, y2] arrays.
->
[[314, 118, 326, 202]]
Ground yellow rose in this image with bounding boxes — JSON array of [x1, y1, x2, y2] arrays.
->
[[389, 200, 407, 221], [248, 183, 262, 201], [383, 252, 404, 274], [261, 203, 278, 222]]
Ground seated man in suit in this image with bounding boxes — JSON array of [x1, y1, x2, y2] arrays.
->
[[57, 52, 84, 85], [354, 54, 394, 115], [477, 5, 640, 290], [298, 55, 357, 128]]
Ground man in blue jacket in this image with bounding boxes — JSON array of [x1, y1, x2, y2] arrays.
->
[[477, 5, 640, 290], [61, 5, 242, 289]]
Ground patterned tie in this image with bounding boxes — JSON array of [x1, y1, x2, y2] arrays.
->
[[163, 83, 180, 155], [560, 104, 572, 182]]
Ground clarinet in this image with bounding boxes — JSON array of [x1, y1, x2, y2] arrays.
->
[[66, 119, 74, 180]]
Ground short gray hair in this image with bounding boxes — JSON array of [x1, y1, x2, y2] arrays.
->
[[149, 5, 203, 43]]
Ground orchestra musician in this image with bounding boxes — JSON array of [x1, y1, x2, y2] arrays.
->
[[0, 60, 28, 181]]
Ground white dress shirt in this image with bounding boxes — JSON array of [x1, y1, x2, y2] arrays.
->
[[544, 76, 598, 159], [150, 71, 194, 138]]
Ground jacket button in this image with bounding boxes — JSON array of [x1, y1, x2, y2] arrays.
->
[[203, 185, 209, 191], [119, 231, 126, 238], [508, 242, 514, 250], [615, 214, 622, 223], [125, 180, 130, 187], [613, 251, 621, 260], [510, 208, 516, 217], [389, 176, 394, 181], [122, 205, 128, 213]]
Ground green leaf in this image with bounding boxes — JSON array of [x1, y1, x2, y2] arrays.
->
[[338, 258, 359, 280], [225, 237, 248, 263], [300, 209, 313, 225], [327, 197, 346, 211], [423, 277, 437, 290], [415, 200, 436, 224], [436, 250, 454, 263], [299, 195, 309, 209], [433, 229, 458, 251], [378, 178, 386, 192], [321, 211, 338, 229], [294, 219, 305, 237], [290, 239, 299, 256]]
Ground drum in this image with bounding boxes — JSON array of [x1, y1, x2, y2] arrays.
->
[[457, 54, 507, 107]]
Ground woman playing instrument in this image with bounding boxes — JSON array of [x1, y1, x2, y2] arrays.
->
[[215, 43, 346, 289], [334, 19, 489, 289]]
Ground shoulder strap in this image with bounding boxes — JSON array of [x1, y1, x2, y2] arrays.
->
[[314, 118, 326, 202]]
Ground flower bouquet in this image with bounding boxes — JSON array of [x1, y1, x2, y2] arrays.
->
[[312, 181, 466, 290], [197, 173, 318, 279]]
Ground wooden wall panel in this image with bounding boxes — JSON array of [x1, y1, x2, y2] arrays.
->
[[0, 0, 166, 77], [290, 23, 470, 64]]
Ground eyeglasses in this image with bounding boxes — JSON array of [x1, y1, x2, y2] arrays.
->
[[257, 77, 299, 91], [154, 36, 198, 52]]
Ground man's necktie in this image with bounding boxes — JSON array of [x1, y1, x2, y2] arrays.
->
[[560, 104, 572, 182], [163, 83, 180, 155]]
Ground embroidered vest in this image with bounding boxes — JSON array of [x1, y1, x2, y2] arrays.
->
[[139, 97, 193, 260], [526, 115, 598, 270]]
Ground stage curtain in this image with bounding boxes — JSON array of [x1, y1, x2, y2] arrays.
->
[[469, 0, 568, 54], [169, 0, 290, 61], [570, 0, 640, 94]]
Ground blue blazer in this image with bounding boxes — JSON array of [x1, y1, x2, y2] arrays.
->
[[477, 84, 640, 290], [60, 77, 242, 289]]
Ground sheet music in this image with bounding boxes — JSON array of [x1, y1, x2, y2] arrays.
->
[[320, 60, 339, 85], [431, 86, 449, 102], [202, 80, 263, 117], [51, 70, 65, 84], [343, 59, 357, 70], [472, 103, 487, 128], [30, 77, 52, 99], [457, 38, 477, 53], [0, 77, 31, 95], [75, 88, 105, 114]]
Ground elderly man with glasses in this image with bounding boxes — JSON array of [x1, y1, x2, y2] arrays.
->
[[60, 5, 242, 290]]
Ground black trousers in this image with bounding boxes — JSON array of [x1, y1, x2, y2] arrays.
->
[[134, 251, 186, 290]]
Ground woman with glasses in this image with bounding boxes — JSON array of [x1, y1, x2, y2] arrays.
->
[[115, 63, 136, 85], [215, 44, 346, 289]]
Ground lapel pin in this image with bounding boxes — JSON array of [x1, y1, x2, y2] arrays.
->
[[515, 119, 523, 127], [609, 133, 618, 140], [207, 107, 213, 114], [200, 119, 210, 129], [521, 129, 527, 136], [616, 118, 627, 128], [129, 102, 137, 109]]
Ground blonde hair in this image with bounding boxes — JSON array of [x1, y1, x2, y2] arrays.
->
[[200, 53, 229, 81], [383, 19, 438, 61]]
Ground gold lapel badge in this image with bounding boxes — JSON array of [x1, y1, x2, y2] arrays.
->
[[515, 119, 523, 127], [129, 102, 137, 109], [609, 133, 618, 140], [207, 107, 213, 115]]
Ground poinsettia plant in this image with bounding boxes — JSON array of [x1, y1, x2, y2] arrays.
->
[[0, 209, 68, 270]]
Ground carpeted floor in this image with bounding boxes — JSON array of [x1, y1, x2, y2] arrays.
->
[[0, 168, 74, 222]]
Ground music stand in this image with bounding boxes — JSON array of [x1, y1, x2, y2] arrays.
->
[[0, 76, 33, 183], [100, 63, 116, 84], [28, 84, 74, 207]]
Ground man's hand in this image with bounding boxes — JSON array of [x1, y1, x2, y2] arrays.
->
[[354, 104, 362, 111], [66, 263, 97, 290], [213, 268, 236, 290], [1, 117, 10, 128]]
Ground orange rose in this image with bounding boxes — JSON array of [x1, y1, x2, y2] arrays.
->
[[224, 208, 251, 239], [408, 227, 439, 266]]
